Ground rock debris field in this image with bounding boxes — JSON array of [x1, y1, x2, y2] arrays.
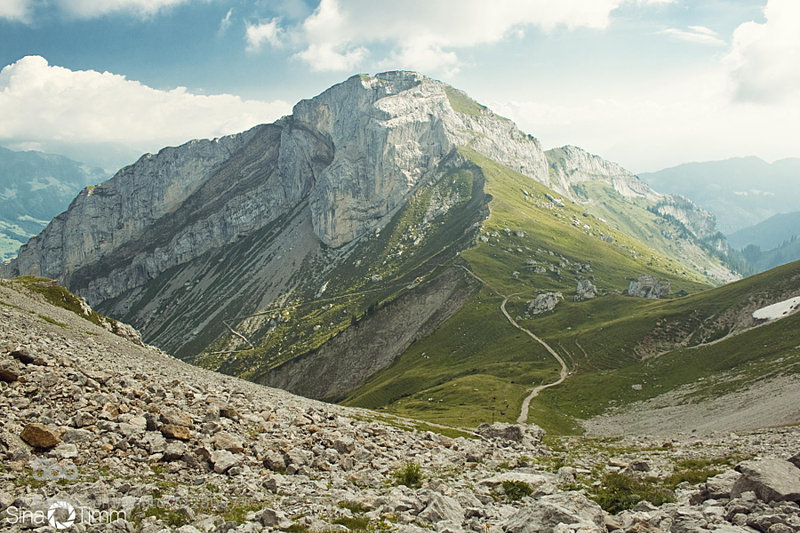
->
[[1, 279, 799, 533]]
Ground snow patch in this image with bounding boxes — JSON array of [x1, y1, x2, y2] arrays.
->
[[752, 296, 800, 321]]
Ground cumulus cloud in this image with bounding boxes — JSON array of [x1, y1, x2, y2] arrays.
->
[[245, 18, 285, 51], [251, 0, 672, 73], [0, 56, 291, 155], [659, 26, 726, 46], [0, 0, 32, 22], [726, 0, 800, 103]]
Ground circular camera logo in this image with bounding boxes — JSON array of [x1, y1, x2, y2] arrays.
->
[[47, 501, 75, 530]]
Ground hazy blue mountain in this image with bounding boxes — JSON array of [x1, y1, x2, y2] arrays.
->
[[639, 157, 800, 234], [0, 146, 107, 260], [728, 211, 800, 250]]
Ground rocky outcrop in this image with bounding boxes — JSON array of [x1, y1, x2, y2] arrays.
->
[[547, 145, 661, 203], [526, 292, 563, 315], [575, 278, 598, 301], [628, 274, 671, 299]]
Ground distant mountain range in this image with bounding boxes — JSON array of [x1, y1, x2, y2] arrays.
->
[[728, 211, 800, 272], [639, 157, 800, 234], [0, 146, 107, 261]]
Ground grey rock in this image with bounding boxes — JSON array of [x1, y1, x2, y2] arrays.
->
[[212, 432, 244, 453], [61, 428, 94, 444], [163, 441, 186, 461], [0, 360, 21, 382], [475, 422, 544, 447], [257, 508, 291, 528], [733, 458, 800, 503], [503, 491, 605, 533], [575, 279, 598, 301], [627, 275, 671, 299], [789, 453, 800, 469], [705, 470, 743, 500], [50, 443, 78, 460], [174, 526, 202, 533], [526, 293, 563, 315], [160, 409, 194, 428], [263, 450, 287, 472], [418, 492, 464, 524], [210, 449, 240, 474], [141, 431, 168, 454]]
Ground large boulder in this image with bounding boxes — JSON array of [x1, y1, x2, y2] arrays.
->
[[574, 279, 597, 301], [476, 422, 544, 447], [627, 275, 670, 299], [418, 492, 464, 524], [20, 423, 61, 449], [732, 458, 800, 503], [502, 491, 605, 533], [527, 293, 564, 315]]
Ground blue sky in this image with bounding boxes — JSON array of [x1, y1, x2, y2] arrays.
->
[[1, 0, 798, 173]]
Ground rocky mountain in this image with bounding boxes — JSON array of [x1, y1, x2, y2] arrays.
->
[[0, 146, 106, 261], [1, 72, 745, 429], [3, 276, 800, 533], [639, 157, 800, 234]]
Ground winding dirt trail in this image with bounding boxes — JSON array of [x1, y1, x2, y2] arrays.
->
[[450, 264, 570, 423], [500, 297, 569, 423]]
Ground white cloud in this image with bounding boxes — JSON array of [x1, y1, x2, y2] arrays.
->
[[294, 43, 367, 72], [54, 0, 194, 18], [659, 26, 726, 46], [252, 0, 674, 73], [218, 8, 233, 35], [0, 0, 32, 22], [246, 18, 285, 51], [0, 56, 291, 155], [489, 58, 800, 172], [726, 0, 800, 103]]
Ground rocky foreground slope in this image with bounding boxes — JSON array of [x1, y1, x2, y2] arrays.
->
[[2, 280, 800, 532]]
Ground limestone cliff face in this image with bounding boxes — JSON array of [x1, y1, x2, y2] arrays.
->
[[295, 72, 548, 246], [6, 131, 259, 283]]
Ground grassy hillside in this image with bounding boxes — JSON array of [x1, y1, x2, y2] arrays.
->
[[343, 149, 735, 430]]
